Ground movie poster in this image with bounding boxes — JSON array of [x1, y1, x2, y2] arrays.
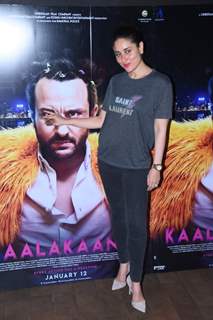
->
[[0, 4, 118, 289], [92, 5, 213, 273], [147, 5, 213, 272], [0, 4, 212, 290]]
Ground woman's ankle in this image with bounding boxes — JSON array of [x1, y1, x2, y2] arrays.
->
[[116, 262, 129, 281]]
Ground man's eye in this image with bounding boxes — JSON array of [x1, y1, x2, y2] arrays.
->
[[66, 111, 81, 118], [39, 110, 54, 118]]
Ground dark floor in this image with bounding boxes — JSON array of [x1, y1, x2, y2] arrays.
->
[[0, 268, 212, 320]]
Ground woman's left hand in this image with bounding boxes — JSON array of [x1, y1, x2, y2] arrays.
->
[[147, 168, 161, 191]]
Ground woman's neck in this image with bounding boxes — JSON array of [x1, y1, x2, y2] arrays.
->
[[128, 61, 152, 79]]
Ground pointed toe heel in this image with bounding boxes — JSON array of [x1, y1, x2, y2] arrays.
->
[[131, 300, 146, 313], [126, 275, 146, 313], [112, 278, 126, 291], [112, 263, 130, 291]]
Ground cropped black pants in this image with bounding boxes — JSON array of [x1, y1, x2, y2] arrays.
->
[[98, 160, 149, 282]]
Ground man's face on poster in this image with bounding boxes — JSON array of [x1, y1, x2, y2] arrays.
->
[[34, 77, 90, 160]]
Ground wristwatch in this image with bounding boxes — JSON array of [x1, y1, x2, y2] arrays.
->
[[152, 163, 163, 171]]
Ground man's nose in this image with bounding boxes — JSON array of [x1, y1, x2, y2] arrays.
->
[[55, 124, 70, 136]]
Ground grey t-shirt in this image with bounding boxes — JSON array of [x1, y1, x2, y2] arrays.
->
[[98, 70, 173, 169]]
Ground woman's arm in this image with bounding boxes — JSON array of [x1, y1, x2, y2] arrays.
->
[[147, 118, 170, 191], [45, 109, 106, 129], [153, 118, 169, 164]]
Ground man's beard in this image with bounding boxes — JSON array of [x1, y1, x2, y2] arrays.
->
[[35, 130, 88, 161]]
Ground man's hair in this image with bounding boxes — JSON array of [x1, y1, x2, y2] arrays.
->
[[112, 25, 144, 47], [26, 58, 98, 119]]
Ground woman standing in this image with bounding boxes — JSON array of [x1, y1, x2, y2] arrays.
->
[[45, 26, 173, 313]]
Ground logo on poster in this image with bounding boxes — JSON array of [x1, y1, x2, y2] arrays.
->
[[153, 265, 166, 271], [141, 10, 148, 18], [138, 8, 152, 23], [154, 7, 165, 22]]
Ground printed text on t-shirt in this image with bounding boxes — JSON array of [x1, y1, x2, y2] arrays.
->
[[109, 95, 143, 118]]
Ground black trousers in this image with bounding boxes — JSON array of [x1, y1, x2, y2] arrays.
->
[[99, 160, 149, 282]]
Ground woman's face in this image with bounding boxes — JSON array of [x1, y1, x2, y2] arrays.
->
[[113, 37, 144, 73]]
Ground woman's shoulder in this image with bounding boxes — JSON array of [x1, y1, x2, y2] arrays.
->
[[152, 70, 172, 86], [110, 72, 126, 83]]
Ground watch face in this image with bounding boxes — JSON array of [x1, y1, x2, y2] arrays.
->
[[153, 164, 162, 171]]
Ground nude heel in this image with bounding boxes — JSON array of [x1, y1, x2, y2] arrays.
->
[[126, 275, 146, 313], [112, 263, 130, 291], [112, 278, 126, 291]]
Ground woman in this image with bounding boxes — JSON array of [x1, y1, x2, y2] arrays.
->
[[44, 26, 173, 313]]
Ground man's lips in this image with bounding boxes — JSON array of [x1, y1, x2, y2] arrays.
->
[[51, 140, 75, 148]]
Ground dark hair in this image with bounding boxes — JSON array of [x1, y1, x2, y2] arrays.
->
[[26, 58, 98, 120], [112, 25, 144, 47]]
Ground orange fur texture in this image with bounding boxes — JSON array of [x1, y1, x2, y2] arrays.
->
[[0, 126, 101, 246], [150, 117, 213, 237], [0, 117, 212, 245]]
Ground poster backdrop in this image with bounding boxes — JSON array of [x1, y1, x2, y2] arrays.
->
[[0, 5, 119, 289], [0, 4, 212, 289]]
